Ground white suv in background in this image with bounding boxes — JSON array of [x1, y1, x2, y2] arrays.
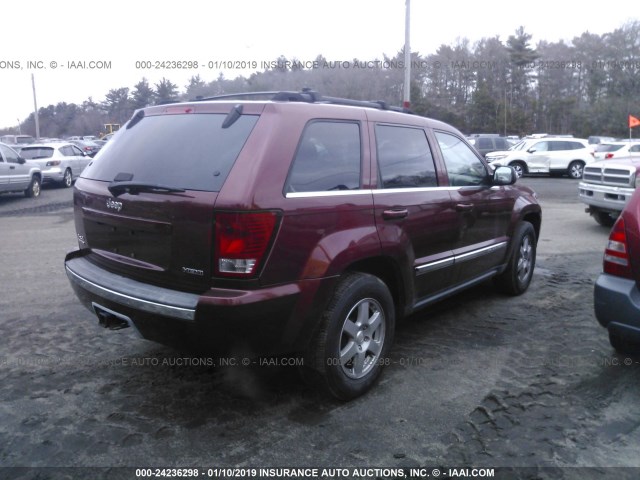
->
[[486, 137, 592, 178]]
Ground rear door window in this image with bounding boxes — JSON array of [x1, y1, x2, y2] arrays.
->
[[81, 113, 259, 192], [375, 125, 437, 188], [285, 121, 361, 193], [61, 146, 76, 156]]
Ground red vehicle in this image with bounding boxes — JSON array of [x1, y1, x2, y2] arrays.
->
[[595, 186, 640, 353], [64, 90, 542, 399]]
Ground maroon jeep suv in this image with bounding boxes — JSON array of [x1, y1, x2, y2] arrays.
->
[[64, 90, 542, 399]]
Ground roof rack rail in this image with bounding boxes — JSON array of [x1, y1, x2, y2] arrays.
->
[[194, 89, 413, 114]]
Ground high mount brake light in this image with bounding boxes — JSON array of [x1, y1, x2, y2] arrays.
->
[[214, 212, 278, 277], [603, 217, 633, 279]]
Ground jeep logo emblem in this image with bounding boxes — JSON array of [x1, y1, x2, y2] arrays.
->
[[106, 198, 123, 212]]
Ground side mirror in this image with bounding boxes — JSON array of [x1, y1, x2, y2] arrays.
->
[[493, 166, 517, 185], [17, 157, 26, 164], [527, 148, 537, 154]]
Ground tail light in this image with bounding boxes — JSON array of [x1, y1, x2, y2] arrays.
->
[[605, 153, 614, 159], [603, 217, 633, 279], [46, 160, 61, 166], [214, 211, 278, 277]]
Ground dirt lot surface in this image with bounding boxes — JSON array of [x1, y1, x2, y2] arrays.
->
[[0, 179, 639, 480]]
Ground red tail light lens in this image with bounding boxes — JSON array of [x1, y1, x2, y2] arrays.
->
[[603, 217, 633, 279], [605, 153, 614, 159], [214, 212, 278, 277]]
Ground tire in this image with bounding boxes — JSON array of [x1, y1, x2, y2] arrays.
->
[[494, 221, 536, 295], [24, 175, 41, 198], [568, 161, 585, 179], [509, 161, 526, 178], [609, 331, 639, 355], [593, 210, 616, 228], [304, 272, 395, 400], [61, 168, 73, 188]]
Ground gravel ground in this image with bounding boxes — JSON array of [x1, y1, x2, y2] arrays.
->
[[0, 179, 638, 480]]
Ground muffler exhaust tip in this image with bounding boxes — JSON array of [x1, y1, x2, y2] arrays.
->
[[97, 311, 130, 330], [92, 303, 132, 330]]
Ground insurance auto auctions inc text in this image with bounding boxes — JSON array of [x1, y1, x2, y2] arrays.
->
[[199, 467, 495, 478]]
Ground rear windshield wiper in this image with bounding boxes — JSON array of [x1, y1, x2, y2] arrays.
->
[[108, 181, 186, 196]]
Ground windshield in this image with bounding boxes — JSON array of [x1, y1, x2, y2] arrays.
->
[[510, 141, 528, 151]]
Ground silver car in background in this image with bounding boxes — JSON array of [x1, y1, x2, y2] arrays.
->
[[0, 142, 42, 197], [19, 142, 91, 187]]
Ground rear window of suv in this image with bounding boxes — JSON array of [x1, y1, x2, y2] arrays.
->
[[81, 113, 259, 192]]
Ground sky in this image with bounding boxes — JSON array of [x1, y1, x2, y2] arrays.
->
[[1, 0, 637, 130]]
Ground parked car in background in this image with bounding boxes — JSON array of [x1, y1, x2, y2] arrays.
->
[[579, 157, 640, 226], [0, 134, 35, 145], [64, 90, 542, 400], [69, 139, 102, 157], [588, 135, 617, 146], [68, 135, 98, 141], [486, 137, 592, 178], [594, 186, 640, 353], [592, 141, 640, 161], [19, 142, 91, 188], [0, 142, 42, 197], [467, 135, 511, 158]]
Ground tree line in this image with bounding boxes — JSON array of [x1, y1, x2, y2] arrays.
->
[[4, 21, 640, 139]]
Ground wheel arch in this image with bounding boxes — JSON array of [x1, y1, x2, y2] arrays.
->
[[522, 211, 541, 243], [344, 256, 408, 321]]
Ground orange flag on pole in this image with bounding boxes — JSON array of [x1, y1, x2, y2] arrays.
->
[[629, 115, 640, 128]]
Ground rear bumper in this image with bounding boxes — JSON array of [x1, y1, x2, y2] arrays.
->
[[65, 254, 199, 321], [64, 250, 333, 353], [41, 166, 65, 183], [594, 273, 640, 343]]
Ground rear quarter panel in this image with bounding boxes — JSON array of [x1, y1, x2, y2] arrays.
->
[[622, 190, 640, 285], [215, 103, 380, 286]]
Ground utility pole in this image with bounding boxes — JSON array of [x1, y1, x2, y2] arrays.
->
[[31, 74, 40, 140], [403, 0, 411, 109]]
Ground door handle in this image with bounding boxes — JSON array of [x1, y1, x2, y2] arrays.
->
[[9, 166, 15, 169], [383, 209, 408, 220], [456, 203, 474, 212]]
